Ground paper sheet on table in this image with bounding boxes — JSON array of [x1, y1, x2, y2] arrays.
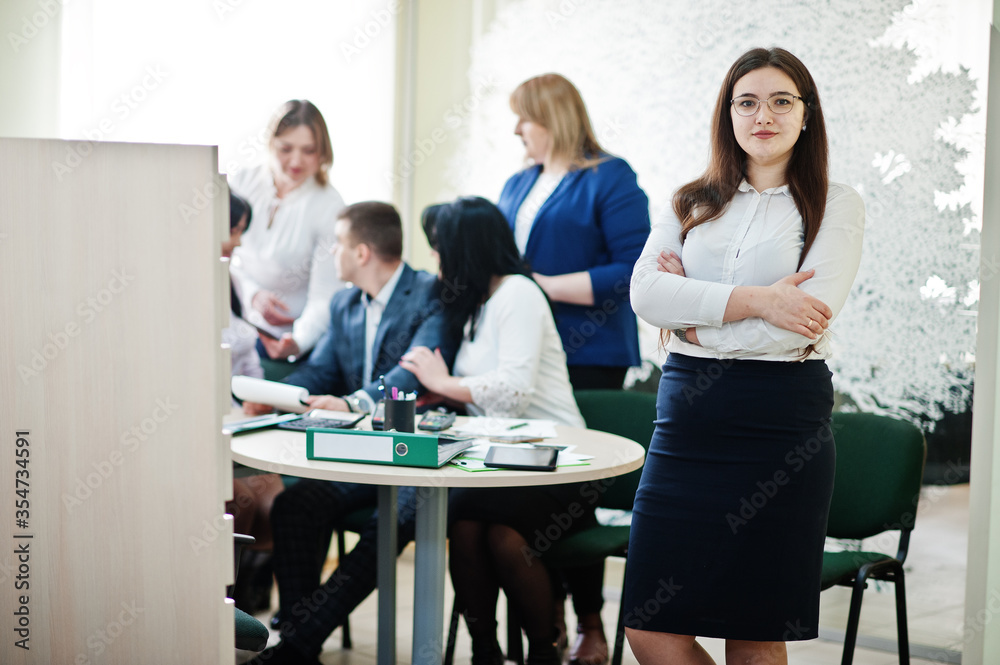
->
[[450, 417, 559, 440]]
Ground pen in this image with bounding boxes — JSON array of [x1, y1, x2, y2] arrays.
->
[[507, 422, 529, 430]]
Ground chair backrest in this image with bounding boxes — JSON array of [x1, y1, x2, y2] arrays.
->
[[573, 389, 657, 511], [826, 412, 926, 541]]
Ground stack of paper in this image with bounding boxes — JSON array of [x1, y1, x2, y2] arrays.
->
[[450, 417, 559, 442]]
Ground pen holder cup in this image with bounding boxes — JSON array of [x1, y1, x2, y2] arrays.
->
[[382, 399, 416, 433]]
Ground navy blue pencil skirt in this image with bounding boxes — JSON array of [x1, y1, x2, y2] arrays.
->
[[623, 354, 835, 641]]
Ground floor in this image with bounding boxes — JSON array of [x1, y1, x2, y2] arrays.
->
[[239, 484, 969, 665]]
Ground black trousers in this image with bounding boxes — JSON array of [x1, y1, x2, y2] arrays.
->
[[271, 479, 418, 656]]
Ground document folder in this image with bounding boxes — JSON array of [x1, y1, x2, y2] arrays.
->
[[306, 428, 475, 468]]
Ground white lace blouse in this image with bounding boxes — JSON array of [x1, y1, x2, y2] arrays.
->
[[453, 275, 584, 428]]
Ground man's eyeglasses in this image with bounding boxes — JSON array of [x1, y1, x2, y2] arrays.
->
[[731, 94, 802, 116]]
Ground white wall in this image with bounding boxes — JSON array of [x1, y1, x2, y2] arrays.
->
[[0, 0, 62, 138]]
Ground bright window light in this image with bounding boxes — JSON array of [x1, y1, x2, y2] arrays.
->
[[59, 0, 397, 203]]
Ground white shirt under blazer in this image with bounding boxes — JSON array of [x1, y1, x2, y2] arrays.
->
[[631, 180, 865, 361]]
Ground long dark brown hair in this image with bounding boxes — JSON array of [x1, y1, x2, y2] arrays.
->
[[674, 47, 828, 268], [421, 197, 535, 344]]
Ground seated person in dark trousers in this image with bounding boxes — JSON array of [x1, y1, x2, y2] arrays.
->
[[245, 201, 452, 665]]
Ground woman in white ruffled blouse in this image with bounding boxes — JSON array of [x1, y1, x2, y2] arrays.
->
[[401, 197, 585, 665], [229, 100, 346, 361]]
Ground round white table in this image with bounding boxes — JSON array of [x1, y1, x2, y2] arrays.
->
[[230, 415, 645, 665]]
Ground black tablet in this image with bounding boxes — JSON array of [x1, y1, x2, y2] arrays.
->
[[483, 446, 559, 472]]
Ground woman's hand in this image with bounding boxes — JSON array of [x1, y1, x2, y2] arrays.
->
[[760, 270, 832, 339], [657, 250, 685, 276], [242, 401, 274, 416], [252, 291, 296, 326], [260, 333, 300, 361], [303, 395, 349, 411], [399, 347, 450, 393]]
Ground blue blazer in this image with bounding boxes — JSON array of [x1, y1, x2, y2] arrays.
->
[[283, 264, 450, 402], [498, 156, 650, 368]]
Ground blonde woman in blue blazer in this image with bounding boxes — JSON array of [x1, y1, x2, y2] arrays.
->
[[496, 73, 650, 665], [498, 74, 650, 390]]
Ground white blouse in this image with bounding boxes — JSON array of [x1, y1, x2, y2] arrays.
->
[[229, 163, 346, 354], [631, 181, 865, 361], [454, 275, 584, 427]]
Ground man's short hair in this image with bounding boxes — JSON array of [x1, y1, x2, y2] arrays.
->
[[338, 201, 403, 261]]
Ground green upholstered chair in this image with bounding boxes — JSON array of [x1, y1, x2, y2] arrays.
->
[[821, 412, 926, 665], [259, 357, 299, 383], [443, 389, 655, 665], [235, 606, 269, 652], [233, 533, 269, 652], [544, 390, 655, 665]]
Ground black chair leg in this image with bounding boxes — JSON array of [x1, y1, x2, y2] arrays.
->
[[840, 572, 868, 665], [893, 567, 910, 665], [612, 590, 627, 665], [444, 597, 460, 665], [337, 529, 352, 649]]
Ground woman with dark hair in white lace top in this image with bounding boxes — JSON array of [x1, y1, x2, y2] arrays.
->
[[401, 196, 586, 665], [402, 195, 583, 426]]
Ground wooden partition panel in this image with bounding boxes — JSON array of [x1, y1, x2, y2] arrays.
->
[[0, 138, 231, 663]]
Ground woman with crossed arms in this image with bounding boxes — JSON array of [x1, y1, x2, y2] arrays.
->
[[624, 48, 865, 665]]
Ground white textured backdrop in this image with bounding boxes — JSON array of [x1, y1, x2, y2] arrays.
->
[[443, 0, 987, 428]]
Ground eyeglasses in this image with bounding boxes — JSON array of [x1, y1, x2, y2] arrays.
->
[[731, 94, 802, 116]]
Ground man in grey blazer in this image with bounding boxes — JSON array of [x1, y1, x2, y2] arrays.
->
[[246, 201, 453, 665]]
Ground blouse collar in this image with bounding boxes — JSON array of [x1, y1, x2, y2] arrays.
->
[[738, 179, 791, 197]]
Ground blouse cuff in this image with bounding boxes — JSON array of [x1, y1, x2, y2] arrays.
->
[[459, 374, 533, 418], [694, 325, 721, 351], [698, 282, 736, 327], [291, 328, 319, 356]]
